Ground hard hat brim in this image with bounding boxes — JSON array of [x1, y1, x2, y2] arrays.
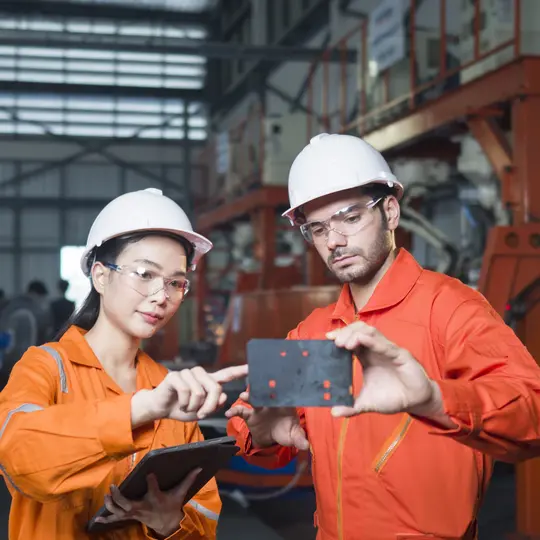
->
[[282, 179, 404, 224], [80, 228, 213, 275]]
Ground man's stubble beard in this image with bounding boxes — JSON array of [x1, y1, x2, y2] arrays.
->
[[328, 223, 393, 286]]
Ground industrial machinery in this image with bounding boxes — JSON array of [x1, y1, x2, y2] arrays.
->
[[191, 0, 540, 533], [0, 295, 52, 389]]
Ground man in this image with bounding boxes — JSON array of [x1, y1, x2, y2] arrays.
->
[[226, 133, 540, 540], [50, 279, 75, 337]]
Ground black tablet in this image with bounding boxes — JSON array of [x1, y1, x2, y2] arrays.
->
[[247, 338, 354, 408], [87, 435, 239, 534]]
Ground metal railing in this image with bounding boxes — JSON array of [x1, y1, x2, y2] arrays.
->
[[305, 0, 523, 138]]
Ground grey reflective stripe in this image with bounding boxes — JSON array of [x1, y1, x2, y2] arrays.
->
[[0, 463, 26, 495], [0, 404, 44, 498], [0, 403, 43, 439], [187, 500, 219, 522], [40, 345, 68, 393]]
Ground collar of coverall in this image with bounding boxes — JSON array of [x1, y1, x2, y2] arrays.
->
[[331, 248, 423, 324], [59, 326, 165, 388]]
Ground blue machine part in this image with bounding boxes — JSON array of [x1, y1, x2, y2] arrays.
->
[[219, 455, 314, 500], [0, 332, 11, 350]]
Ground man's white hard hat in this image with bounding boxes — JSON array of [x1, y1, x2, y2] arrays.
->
[[80, 188, 212, 275], [282, 133, 404, 224]]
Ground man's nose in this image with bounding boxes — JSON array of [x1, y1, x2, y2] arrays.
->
[[326, 228, 347, 250]]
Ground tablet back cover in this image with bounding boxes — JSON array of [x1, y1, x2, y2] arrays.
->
[[87, 436, 239, 533]]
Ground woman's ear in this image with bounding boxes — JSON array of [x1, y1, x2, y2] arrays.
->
[[91, 262, 109, 295]]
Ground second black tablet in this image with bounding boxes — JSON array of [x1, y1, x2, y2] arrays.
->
[[87, 435, 239, 534]]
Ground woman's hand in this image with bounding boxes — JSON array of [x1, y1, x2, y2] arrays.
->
[[131, 365, 248, 427], [94, 469, 202, 538]]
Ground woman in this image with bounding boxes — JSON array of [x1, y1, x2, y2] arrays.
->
[[0, 188, 248, 540]]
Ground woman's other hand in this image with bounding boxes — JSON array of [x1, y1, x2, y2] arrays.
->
[[95, 469, 202, 538]]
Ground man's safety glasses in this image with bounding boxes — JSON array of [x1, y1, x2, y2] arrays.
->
[[300, 198, 383, 245]]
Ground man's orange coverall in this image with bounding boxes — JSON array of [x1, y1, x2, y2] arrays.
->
[[228, 249, 540, 540], [0, 326, 221, 540]]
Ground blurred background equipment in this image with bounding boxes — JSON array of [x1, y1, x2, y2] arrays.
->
[[0, 0, 539, 538], [0, 281, 52, 387]]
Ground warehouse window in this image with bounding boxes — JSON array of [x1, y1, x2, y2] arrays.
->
[[0, 94, 206, 140], [0, 11, 209, 140], [0, 45, 206, 91]]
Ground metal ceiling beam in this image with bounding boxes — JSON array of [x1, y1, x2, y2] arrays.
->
[[0, 33, 356, 63], [0, 103, 185, 192], [265, 83, 323, 124], [0, 1, 210, 26], [0, 81, 204, 101], [0, 110, 196, 191], [0, 197, 186, 210], [289, 30, 331, 114], [213, 0, 335, 116]]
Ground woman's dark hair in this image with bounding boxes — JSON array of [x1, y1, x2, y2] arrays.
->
[[55, 231, 193, 340]]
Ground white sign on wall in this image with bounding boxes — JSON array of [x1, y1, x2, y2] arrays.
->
[[368, 0, 406, 73]]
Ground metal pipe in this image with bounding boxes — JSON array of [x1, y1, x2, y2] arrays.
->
[[323, 49, 330, 131], [258, 99, 265, 185], [384, 70, 390, 105], [440, 0, 447, 76], [307, 72, 314, 140], [361, 19, 368, 134], [340, 39, 348, 130], [474, 0, 480, 60], [409, 0, 416, 109], [514, 0, 521, 57]]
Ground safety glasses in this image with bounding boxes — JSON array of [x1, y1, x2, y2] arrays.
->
[[105, 263, 190, 301], [299, 197, 383, 245]]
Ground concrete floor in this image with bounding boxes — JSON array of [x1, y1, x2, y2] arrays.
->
[[0, 463, 516, 539]]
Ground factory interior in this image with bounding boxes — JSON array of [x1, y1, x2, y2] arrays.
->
[[0, 0, 539, 538]]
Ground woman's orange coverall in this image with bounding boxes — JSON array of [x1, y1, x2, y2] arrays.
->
[[0, 326, 221, 540], [228, 249, 540, 540]]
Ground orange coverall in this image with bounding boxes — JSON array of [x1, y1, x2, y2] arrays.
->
[[228, 249, 540, 540], [0, 326, 221, 540]]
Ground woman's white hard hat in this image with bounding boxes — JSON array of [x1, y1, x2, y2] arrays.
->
[[282, 133, 404, 224], [80, 188, 212, 275]]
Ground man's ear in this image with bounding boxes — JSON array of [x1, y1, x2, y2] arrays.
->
[[91, 263, 109, 295], [385, 196, 401, 232]]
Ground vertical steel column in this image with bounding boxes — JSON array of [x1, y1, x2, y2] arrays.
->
[[59, 164, 67, 267], [474, 0, 480, 60], [183, 103, 193, 220], [512, 93, 540, 225], [195, 255, 207, 342], [13, 162, 22, 294], [340, 39, 347, 130], [440, 0, 446, 76], [409, 0, 416, 109], [514, 0, 521, 56], [256, 206, 276, 289]]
